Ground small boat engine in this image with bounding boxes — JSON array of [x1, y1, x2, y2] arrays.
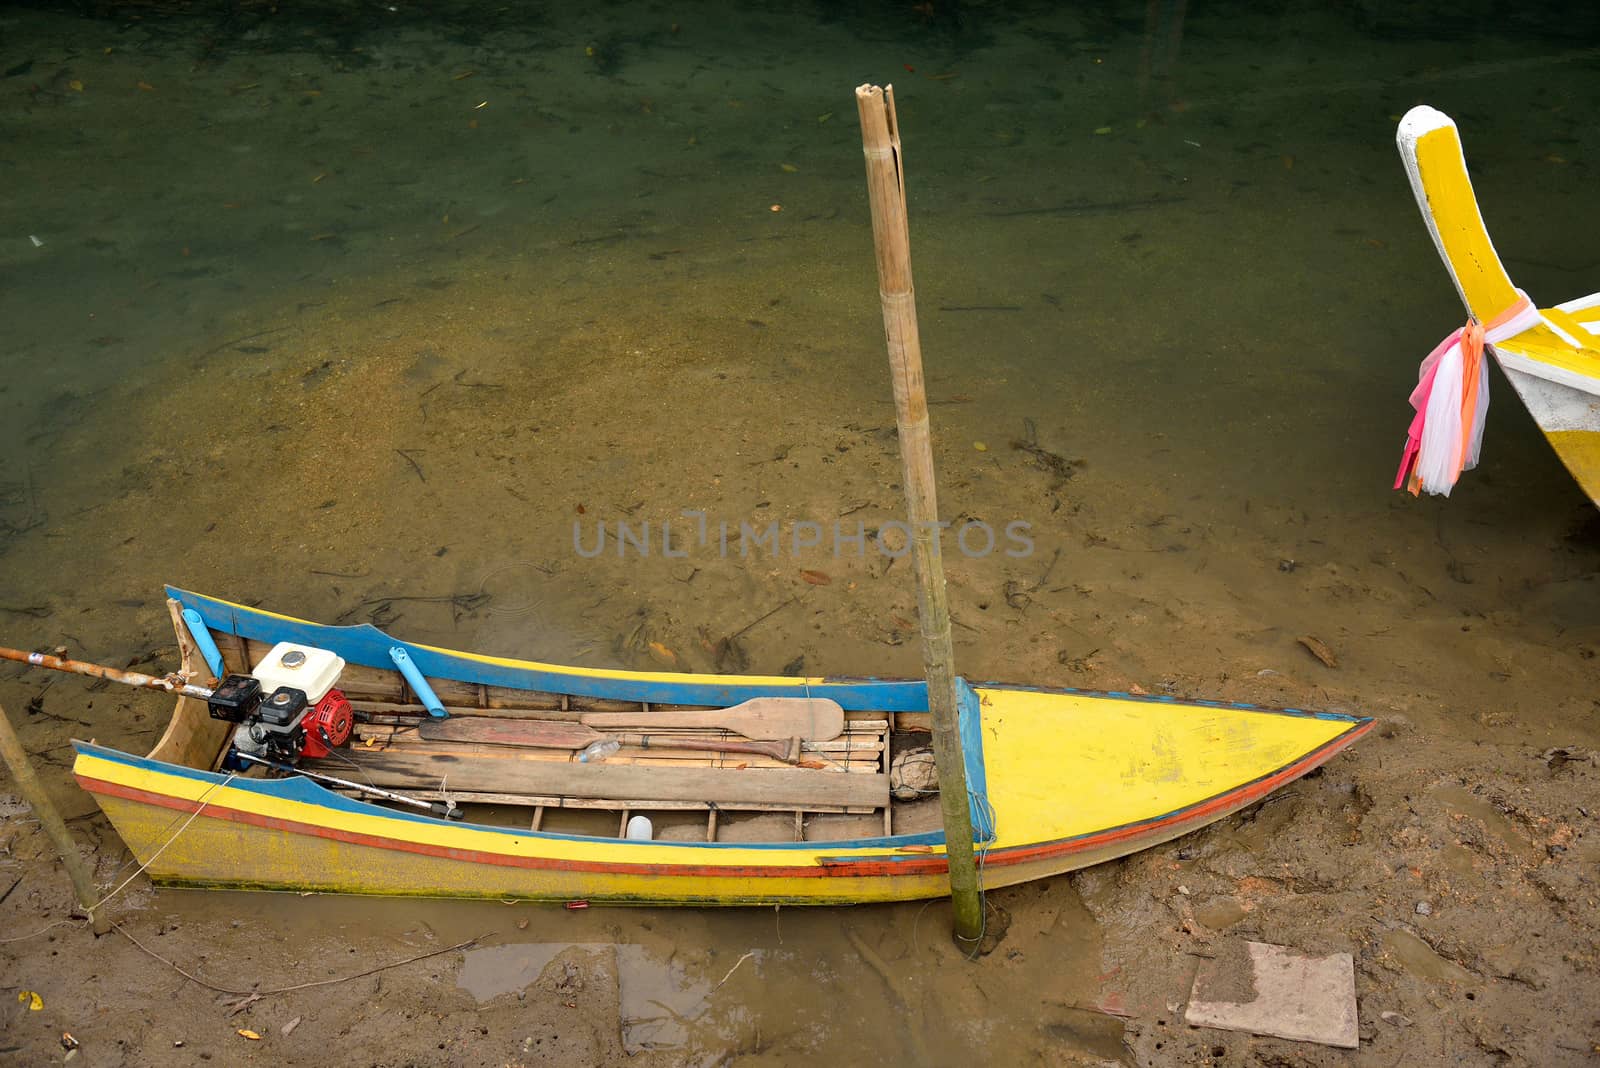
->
[[209, 642, 353, 763]]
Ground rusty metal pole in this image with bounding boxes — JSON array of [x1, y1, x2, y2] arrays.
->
[[855, 83, 983, 947], [0, 645, 211, 700], [0, 697, 108, 934]]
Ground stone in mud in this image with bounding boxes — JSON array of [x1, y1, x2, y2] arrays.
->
[[1185, 940, 1358, 1049]]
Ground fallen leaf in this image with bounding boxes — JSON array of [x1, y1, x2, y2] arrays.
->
[[1128, 683, 1149, 696], [68, 80, 84, 92], [799, 569, 832, 586], [18, 991, 42, 1011], [1093, 126, 1112, 135], [646, 641, 678, 667], [1298, 635, 1338, 668], [237, 1029, 261, 1041], [1282, 154, 1295, 170], [779, 162, 799, 173], [280, 1017, 301, 1037], [973, 441, 988, 452]]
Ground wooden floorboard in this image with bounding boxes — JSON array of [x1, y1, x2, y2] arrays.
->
[[309, 748, 891, 809]]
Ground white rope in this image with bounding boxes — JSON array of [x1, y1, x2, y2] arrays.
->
[[0, 772, 238, 944], [87, 772, 238, 914]]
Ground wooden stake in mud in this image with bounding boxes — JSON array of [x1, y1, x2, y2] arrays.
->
[[854, 83, 983, 947], [0, 698, 109, 934]]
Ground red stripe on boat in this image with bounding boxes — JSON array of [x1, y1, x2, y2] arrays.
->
[[75, 720, 1371, 882]]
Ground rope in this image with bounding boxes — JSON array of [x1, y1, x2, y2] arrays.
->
[[0, 772, 239, 942], [0, 917, 84, 944], [113, 923, 483, 997], [86, 772, 238, 915]]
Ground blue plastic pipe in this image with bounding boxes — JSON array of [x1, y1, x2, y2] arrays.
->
[[180, 609, 227, 680], [389, 646, 447, 718]]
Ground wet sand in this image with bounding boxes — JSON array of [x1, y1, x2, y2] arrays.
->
[[4, 3, 1600, 1064]]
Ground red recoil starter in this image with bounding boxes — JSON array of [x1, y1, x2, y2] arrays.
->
[[301, 688, 354, 758]]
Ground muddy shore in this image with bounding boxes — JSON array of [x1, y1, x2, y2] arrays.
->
[[5, 2, 1600, 1064]]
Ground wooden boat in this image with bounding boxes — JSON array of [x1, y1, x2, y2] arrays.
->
[[64, 588, 1372, 905], [1397, 106, 1600, 503]]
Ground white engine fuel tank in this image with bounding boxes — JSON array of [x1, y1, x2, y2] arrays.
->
[[251, 641, 345, 703]]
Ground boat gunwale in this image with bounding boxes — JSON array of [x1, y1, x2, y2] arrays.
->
[[169, 585, 1369, 726]]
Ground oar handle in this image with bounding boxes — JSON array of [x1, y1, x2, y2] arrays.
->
[[0, 645, 213, 700]]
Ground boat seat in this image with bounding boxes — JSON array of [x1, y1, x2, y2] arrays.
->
[[1397, 106, 1600, 395]]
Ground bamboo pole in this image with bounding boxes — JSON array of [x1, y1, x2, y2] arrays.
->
[[0, 698, 108, 934], [854, 83, 983, 946]]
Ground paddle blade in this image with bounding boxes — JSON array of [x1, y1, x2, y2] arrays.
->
[[580, 697, 845, 742]]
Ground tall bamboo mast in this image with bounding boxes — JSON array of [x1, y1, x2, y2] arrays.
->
[[854, 83, 983, 945]]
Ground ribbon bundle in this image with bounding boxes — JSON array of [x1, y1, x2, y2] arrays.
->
[[1394, 320, 1489, 496]]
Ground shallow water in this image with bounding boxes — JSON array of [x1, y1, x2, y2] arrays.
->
[[3, 1, 1600, 1063]]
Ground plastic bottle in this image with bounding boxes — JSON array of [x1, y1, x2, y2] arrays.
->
[[578, 738, 621, 763]]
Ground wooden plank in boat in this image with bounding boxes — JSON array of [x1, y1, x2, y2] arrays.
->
[[352, 723, 886, 758], [349, 700, 582, 722], [348, 739, 881, 773], [330, 788, 879, 816], [317, 749, 890, 809]]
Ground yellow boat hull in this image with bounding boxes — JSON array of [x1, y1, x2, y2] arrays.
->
[[72, 588, 1376, 908], [71, 590, 1372, 905]]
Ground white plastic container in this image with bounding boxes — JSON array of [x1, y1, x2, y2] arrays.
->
[[625, 816, 654, 841], [251, 642, 345, 702]]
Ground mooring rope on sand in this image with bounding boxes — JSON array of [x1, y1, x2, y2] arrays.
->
[[0, 772, 239, 944]]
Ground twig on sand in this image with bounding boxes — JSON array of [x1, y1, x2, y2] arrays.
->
[[395, 449, 427, 483], [732, 597, 796, 640], [113, 923, 483, 998], [713, 951, 755, 991]]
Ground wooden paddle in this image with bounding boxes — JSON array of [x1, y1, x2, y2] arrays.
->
[[418, 716, 802, 764], [579, 697, 845, 742]]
